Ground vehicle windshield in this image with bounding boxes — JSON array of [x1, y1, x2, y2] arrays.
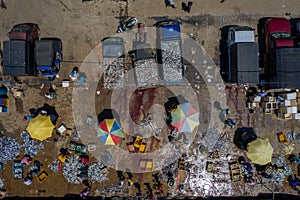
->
[[12, 26, 30, 32], [271, 32, 291, 39]]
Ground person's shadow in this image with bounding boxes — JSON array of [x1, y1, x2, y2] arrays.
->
[[144, 182, 153, 192], [182, 2, 187, 11], [0, 0, 7, 9], [214, 101, 226, 122], [165, 0, 170, 7]]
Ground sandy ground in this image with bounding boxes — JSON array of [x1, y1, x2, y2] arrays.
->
[[0, 0, 300, 198]]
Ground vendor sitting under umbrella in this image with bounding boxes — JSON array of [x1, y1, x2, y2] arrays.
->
[[21, 155, 32, 166]]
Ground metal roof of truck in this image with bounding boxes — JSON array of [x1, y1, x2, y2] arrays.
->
[[269, 48, 300, 89], [2, 40, 35, 76], [35, 40, 57, 66], [229, 43, 259, 84], [161, 24, 180, 39]]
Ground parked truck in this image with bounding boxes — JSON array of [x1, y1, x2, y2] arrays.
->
[[102, 37, 125, 90], [8, 23, 40, 44], [35, 38, 62, 81], [262, 18, 300, 89], [133, 42, 159, 88], [225, 25, 259, 84], [156, 20, 184, 82], [3, 23, 40, 76]]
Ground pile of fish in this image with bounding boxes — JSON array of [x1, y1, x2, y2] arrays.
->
[[161, 41, 183, 81], [0, 136, 20, 163], [135, 59, 159, 88], [49, 159, 60, 173], [20, 131, 44, 158], [272, 156, 292, 186], [104, 58, 125, 90], [62, 155, 83, 184], [88, 162, 108, 183]]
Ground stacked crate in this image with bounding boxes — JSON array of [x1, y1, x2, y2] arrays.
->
[[247, 95, 261, 109], [296, 92, 300, 119], [277, 92, 298, 119], [0, 86, 9, 113], [260, 96, 278, 114]]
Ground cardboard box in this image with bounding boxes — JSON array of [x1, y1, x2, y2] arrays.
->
[[57, 124, 67, 135], [247, 102, 259, 108], [253, 96, 261, 103], [287, 106, 298, 114], [293, 113, 300, 120], [284, 100, 291, 106], [62, 81, 70, 88], [277, 112, 292, 119], [291, 99, 297, 106], [283, 93, 297, 100]]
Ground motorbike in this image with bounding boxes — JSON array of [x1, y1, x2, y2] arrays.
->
[[117, 17, 138, 33]]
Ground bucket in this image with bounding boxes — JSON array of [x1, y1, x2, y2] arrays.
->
[[0, 97, 9, 106], [0, 86, 8, 95], [0, 106, 8, 113]]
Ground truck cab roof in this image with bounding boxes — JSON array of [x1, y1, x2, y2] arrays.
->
[[8, 23, 40, 43], [228, 25, 255, 46], [156, 20, 180, 39], [102, 37, 124, 58]]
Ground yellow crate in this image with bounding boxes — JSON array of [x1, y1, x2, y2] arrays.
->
[[134, 136, 143, 149], [37, 171, 48, 183], [138, 143, 146, 153]]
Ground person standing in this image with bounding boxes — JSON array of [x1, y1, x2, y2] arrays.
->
[[23, 173, 33, 185], [165, 0, 175, 8]]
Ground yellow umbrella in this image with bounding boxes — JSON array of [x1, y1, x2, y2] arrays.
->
[[246, 138, 274, 165], [26, 114, 55, 141]]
